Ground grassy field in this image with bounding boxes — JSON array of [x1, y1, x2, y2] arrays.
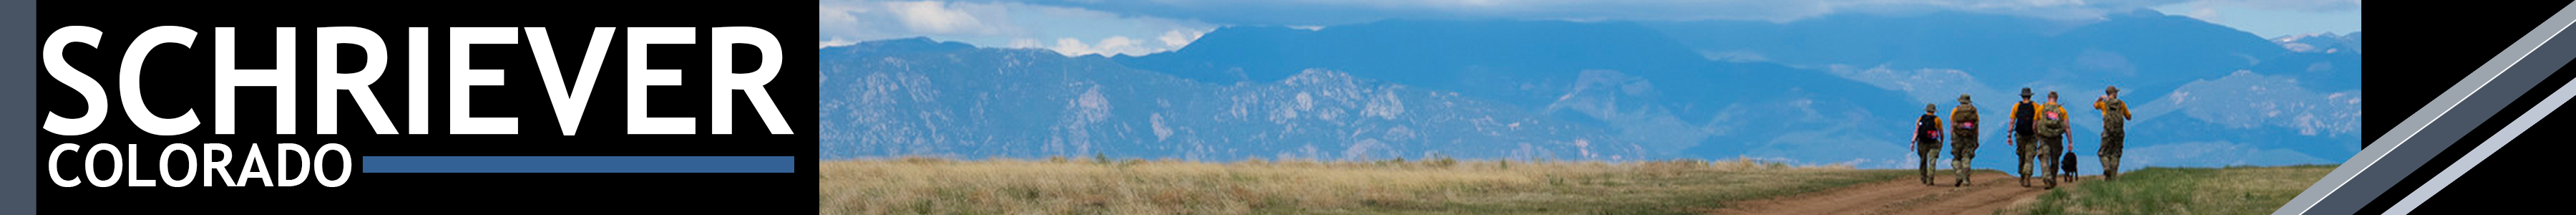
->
[[2010, 165, 2338, 215], [820, 156, 1908, 215]]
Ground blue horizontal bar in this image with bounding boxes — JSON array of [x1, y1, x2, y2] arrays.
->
[[361, 156, 794, 173]]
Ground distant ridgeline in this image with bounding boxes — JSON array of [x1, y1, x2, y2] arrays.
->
[[819, 9, 2359, 168]]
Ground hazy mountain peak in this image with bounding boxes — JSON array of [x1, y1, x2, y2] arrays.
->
[[823, 37, 972, 52], [2112, 8, 2167, 19], [825, 13, 2359, 168], [1128, 19, 1709, 86], [2273, 32, 2363, 53]]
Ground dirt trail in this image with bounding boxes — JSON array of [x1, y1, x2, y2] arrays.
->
[[1706, 172, 2094, 215]]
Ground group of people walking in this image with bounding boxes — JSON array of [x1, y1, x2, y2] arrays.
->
[[1913, 87, 2129, 189]]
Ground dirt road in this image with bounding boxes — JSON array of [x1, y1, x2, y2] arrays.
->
[[1705, 172, 2092, 215]]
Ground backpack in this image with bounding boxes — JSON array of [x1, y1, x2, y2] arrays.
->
[[2036, 105, 2066, 138], [1952, 105, 1979, 131], [1918, 115, 1943, 140], [2099, 97, 2129, 125], [2012, 101, 2036, 135]]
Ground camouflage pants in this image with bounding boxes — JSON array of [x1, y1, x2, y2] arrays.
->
[[2036, 135, 2062, 187], [1919, 142, 1941, 185], [2016, 135, 2036, 180], [2101, 130, 2124, 179], [1951, 135, 1978, 183]]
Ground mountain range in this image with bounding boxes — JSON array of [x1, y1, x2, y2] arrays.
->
[[820, 9, 2361, 169]]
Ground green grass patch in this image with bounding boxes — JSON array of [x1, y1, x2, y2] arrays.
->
[[1289, 168, 1912, 215], [2015, 164, 2336, 215]]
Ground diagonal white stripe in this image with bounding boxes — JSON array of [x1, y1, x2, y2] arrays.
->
[[2385, 62, 2576, 214], [2276, 1, 2576, 214]]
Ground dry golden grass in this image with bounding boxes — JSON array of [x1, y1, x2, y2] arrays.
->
[[820, 157, 1906, 215]]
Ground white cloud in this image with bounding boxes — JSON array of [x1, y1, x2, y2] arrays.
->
[[1003, 0, 2228, 25], [2194, 0, 2361, 12], [2185, 5, 2220, 21], [885, 1, 991, 34], [819, 1, 1216, 56], [819, 2, 868, 22], [1053, 37, 1089, 53], [1100, 36, 1137, 51], [820, 38, 857, 49], [1050, 36, 1162, 57], [1158, 29, 1204, 47], [820, 1, 1022, 40], [1008, 38, 1044, 48], [1697, 50, 1770, 62], [2149, 0, 2360, 38], [824, 0, 2353, 54]]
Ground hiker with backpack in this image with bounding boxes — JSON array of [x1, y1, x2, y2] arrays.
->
[[2034, 91, 2073, 189], [2094, 86, 2132, 181], [1916, 104, 1945, 186], [1948, 95, 1981, 186], [2007, 88, 2040, 187]]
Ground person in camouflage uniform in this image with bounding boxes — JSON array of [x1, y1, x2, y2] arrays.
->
[[2034, 91, 2072, 189], [1916, 104, 1945, 186], [2009, 88, 2040, 187], [2094, 86, 2132, 181], [1949, 94, 1981, 186]]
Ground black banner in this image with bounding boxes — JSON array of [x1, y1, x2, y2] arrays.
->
[[34, 1, 816, 213]]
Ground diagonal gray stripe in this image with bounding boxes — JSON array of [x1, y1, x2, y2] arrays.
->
[[2276, 1, 2576, 214], [2384, 51, 2576, 214]]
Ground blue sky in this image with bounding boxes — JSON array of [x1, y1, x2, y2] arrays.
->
[[820, 0, 2361, 56], [819, 1, 1216, 57], [2152, 1, 2361, 37]]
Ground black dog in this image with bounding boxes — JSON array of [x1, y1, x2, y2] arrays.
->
[[2059, 152, 2080, 182]]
